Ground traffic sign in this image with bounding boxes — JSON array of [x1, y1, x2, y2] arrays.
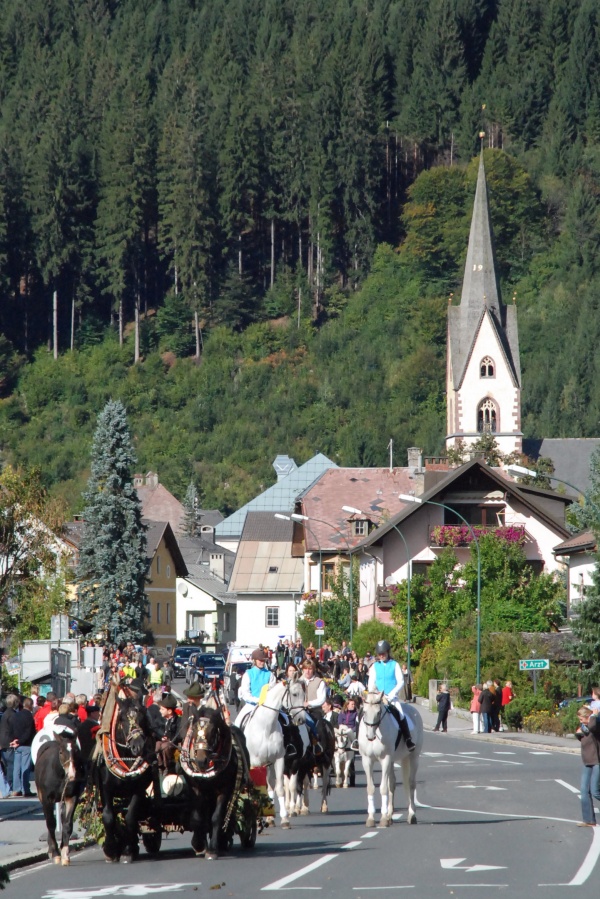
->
[[315, 628, 325, 636], [314, 619, 325, 629], [519, 659, 549, 671]]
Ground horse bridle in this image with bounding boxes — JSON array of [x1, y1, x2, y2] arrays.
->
[[180, 714, 232, 778], [363, 702, 390, 742]]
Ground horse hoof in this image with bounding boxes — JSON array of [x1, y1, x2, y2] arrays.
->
[[321, 803, 328, 813], [343, 784, 349, 789], [104, 855, 119, 864], [53, 856, 61, 865], [281, 820, 291, 830], [300, 808, 309, 816], [366, 817, 375, 828], [61, 857, 71, 866], [408, 815, 418, 825], [194, 849, 206, 857], [378, 817, 390, 828]]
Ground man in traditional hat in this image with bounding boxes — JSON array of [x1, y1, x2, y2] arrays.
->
[[235, 648, 276, 727], [176, 680, 206, 742], [152, 693, 180, 773]]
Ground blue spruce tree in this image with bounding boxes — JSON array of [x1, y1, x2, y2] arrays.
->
[[77, 400, 148, 644]]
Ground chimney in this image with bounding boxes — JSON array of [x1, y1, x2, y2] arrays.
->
[[209, 551, 225, 582], [145, 471, 159, 489], [272, 455, 298, 482], [407, 447, 423, 470]]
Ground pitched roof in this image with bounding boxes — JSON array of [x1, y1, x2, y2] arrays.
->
[[228, 512, 304, 594], [144, 520, 188, 576], [522, 438, 600, 497], [355, 459, 571, 549], [553, 529, 597, 555], [136, 481, 185, 535], [177, 534, 235, 582], [215, 453, 337, 540], [298, 467, 418, 552], [184, 566, 236, 604], [448, 152, 520, 390]]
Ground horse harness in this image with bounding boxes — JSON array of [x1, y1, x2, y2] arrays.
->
[[179, 714, 232, 778], [102, 703, 151, 779]]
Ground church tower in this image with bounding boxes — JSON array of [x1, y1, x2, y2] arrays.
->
[[446, 151, 522, 457]]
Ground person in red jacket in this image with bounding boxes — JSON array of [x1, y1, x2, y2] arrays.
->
[[33, 693, 57, 732]]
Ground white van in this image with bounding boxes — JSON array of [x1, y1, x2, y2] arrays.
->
[[223, 644, 260, 701]]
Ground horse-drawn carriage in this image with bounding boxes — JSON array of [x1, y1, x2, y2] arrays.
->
[[37, 683, 260, 864]]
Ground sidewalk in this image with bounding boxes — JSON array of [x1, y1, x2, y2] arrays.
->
[[0, 699, 580, 876], [414, 696, 580, 755]]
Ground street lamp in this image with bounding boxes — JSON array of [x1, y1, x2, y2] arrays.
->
[[400, 494, 482, 686], [292, 512, 355, 645], [275, 513, 324, 647], [343, 504, 412, 674]]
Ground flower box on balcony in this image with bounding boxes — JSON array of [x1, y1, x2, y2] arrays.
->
[[430, 524, 526, 547]]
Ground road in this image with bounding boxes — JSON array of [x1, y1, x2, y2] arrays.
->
[[4, 730, 599, 899]]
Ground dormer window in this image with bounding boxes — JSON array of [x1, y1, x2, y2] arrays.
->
[[352, 519, 369, 537], [480, 356, 495, 378], [477, 398, 497, 433]]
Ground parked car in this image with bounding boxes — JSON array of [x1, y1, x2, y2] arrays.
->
[[558, 695, 592, 709], [224, 661, 252, 705], [186, 652, 226, 685], [171, 645, 200, 679]]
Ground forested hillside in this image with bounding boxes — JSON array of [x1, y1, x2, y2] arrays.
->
[[1, 0, 600, 511]]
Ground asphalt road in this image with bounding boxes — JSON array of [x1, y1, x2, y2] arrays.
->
[[4, 730, 599, 899]]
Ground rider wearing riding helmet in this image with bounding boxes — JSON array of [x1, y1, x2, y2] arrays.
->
[[235, 648, 276, 727], [367, 640, 415, 751]]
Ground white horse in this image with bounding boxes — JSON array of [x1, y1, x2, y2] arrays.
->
[[333, 725, 355, 789], [242, 679, 305, 829], [358, 691, 423, 827]]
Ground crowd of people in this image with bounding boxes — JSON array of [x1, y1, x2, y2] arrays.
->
[[469, 679, 515, 734]]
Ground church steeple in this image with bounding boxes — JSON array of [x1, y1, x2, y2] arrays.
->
[[446, 149, 522, 458]]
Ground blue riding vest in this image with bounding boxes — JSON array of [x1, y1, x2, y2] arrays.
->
[[248, 665, 271, 698], [374, 659, 398, 695]]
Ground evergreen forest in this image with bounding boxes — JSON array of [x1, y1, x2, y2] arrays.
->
[[1, 0, 600, 512]]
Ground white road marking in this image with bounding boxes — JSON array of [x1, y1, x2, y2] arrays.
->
[[529, 751, 551, 755], [458, 752, 480, 755], [455, 785, 507, 791], [493, 751, 516, 755], [445, 885, 509, 889], [391, 813, 403, 821], [352, 887, 414, 890], [429, 752, 521, 767], [540, 820, 600, 886], [341, 841, 362, 849], [441, 858, 506, 873], [361, 831, 379, 838], [262, 855, 338, 891], [42, 886, 200, 899], [556, 778, 581, 795]]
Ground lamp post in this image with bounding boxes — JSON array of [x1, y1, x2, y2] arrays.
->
[[343, 505, 412, 674], [275, 513, 323, 647], [292, 512, 355, 646], [400, 494, 482, 686]]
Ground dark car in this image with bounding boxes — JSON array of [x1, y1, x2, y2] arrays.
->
[[171, 646, 200, 679], [558, 695, 593, 709], [186, 652, 226, 685]]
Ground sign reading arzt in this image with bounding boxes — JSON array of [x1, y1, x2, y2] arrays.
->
[[519, 659, 550, 671]]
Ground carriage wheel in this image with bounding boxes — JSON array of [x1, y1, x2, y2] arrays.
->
[[239, 803, 258, 850], [142, 830, 162, 855]]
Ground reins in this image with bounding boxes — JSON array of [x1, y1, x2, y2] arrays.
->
[[102, 691, 151, 779]]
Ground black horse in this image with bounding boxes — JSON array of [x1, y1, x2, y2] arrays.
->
[[180, 706, 249, 859], [34, 733, 86, 865], [94, 689, 155, 863]]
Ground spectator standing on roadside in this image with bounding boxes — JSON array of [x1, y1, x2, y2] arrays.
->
[[400, 664, 413, 701], [501, 681, 514, 727], [34, 692, 57, 732], [478, 681, 494, 733], [9, 697, 36, 796], [491, 679, 503, 731], [470, 684, 482, 734], [434, 684, 452, 733], [575, 705, 600, 827], [0, 694, 20, 792]]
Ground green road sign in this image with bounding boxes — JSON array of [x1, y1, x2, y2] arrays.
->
[[519, 659, 550, 671]]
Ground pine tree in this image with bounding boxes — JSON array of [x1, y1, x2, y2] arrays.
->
[[569, 447, 600, 533], [76, 399, 148, 644]]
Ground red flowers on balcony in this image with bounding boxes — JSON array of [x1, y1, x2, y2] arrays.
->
[[430, 524, 526, 547]]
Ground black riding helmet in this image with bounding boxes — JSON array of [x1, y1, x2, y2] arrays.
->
[[375, 640, 391, 655]]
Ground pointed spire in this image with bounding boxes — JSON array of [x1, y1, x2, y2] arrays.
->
[[459, 151, 500, 313]]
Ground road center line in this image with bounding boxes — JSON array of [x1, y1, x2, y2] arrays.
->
[[341, 841, 362, 849], [262, 854, 338, 891], [360, 831, 379, 838]]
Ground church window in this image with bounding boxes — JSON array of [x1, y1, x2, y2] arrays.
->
[[480, 356, 494, 378], [477, 398, 497, 433]]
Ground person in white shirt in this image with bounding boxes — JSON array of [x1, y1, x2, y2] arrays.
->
[[367, 640, 415, 751]]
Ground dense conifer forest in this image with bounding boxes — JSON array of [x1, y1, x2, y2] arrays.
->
[[1, 0, 600, 511]]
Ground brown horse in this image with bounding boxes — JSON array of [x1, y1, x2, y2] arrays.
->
[[180, 706, 250, 859], [35, 734, 86, 865]]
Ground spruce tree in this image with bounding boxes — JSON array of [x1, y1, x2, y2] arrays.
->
[[573, 557, 600, 686], [76, 399, 148, 644], [182, 481, 199, 537]]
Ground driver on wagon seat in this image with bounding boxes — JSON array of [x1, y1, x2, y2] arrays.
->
[[367, 640, 415, 751], [235, 648, 276, 727]]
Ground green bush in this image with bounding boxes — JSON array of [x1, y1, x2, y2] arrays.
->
[[503, 694, 554, 731], [352, 620, 402, 661]]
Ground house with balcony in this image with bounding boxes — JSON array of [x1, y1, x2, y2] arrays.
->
[[354, 459, 571, 625], [175, 534, 237, 650]]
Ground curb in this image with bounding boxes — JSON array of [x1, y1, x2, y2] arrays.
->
[[4, 837, 95, 874]]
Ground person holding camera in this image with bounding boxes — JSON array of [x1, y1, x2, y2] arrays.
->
[[575, 705, 600, 827]]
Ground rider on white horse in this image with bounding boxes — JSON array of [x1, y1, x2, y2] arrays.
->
[[235, 648, 276, 727], [367, 640, 415, 751], [299, 658, 326, 755]]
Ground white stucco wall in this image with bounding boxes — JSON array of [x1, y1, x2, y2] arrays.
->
[[235, 595, 302, 647], [556, 552, 596, 618]]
